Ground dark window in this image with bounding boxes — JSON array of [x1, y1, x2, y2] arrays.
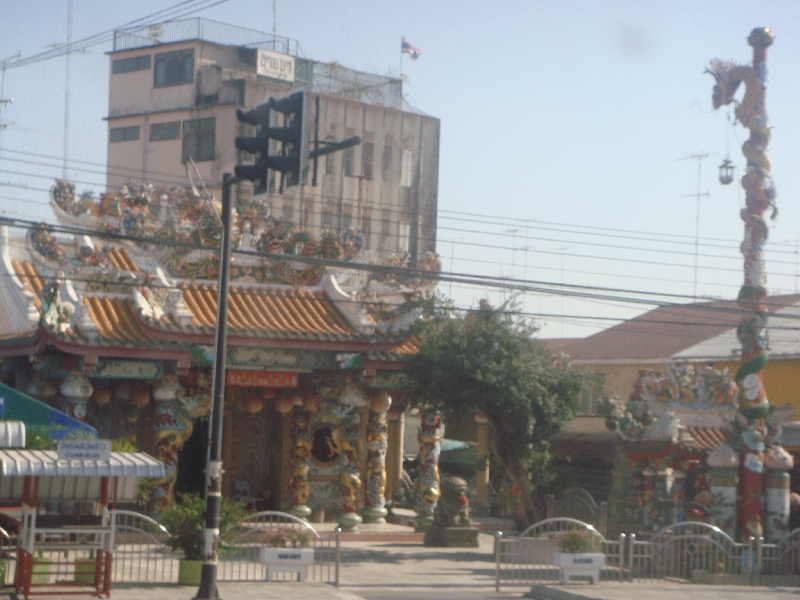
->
[[109, 126, 140, 143], [325, 136, 336, 175], [382, 144, 393, 180], [154, 49, 194, 87], [182, 117, 215, 163], [343, 146, 354, 177], [113, 55, 151, 74], [149, 122, 180, 142], [361, 142, 374, 180]]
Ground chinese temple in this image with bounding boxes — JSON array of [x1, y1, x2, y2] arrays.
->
[[0, 180, 440, 528]]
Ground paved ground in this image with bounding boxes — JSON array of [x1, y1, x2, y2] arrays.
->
[[0, 527, 797, 599]]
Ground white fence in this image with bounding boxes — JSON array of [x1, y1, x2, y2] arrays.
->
[[496, 518, 800, 589]]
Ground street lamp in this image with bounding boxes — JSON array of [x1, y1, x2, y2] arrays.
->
[[718, 158, 735, 185]]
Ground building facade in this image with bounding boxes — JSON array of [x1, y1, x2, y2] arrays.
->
[[106, 18, 439, 266]]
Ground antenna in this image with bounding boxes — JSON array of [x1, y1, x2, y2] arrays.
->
[[677, 152, 714, 299]]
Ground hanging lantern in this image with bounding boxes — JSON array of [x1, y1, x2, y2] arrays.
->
[[718, 158, 735, 185], [129, 385, 151, 408], [239, 391, 264, 415], [91, 385, 111, 408], [369, 391, 392, 414], [302, 390, 321, 412], [273, 392, 293, 414]]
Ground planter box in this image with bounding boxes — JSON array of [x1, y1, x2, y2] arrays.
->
[[178, 560, 203, 586], [74, 559, 96, 584], [260, 547, 314, 582], [554, 551, 605, 584], [31, 558, 52, 585]]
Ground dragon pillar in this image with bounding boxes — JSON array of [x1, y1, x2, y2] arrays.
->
[[707, 27, 792, 542]]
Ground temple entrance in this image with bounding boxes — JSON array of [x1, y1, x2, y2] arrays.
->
[[175, 417, 209, 497]]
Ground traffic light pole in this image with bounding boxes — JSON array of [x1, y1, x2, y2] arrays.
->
[[194, 172, 239, 600]]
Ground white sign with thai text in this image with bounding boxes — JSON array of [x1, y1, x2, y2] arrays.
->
[[58, 440, 112, 461], [257, 49, 295, 82]]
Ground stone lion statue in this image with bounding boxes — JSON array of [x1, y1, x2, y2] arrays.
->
[[432, 474, 471, 527]]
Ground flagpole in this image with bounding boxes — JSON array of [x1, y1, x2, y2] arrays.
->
[[399, 44, 403, 80]]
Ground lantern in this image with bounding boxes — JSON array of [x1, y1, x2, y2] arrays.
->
[[129, 385, 150, 408], [240, 392, 264, 415], [718, 158, 735, 185], [302, 390, 321, 412], [273, 392, 293, 414], [91, 386, 111, 408], [369, 391, 392, 414]]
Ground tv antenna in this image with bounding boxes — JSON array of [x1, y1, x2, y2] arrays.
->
[[678, 152, 714, 299]]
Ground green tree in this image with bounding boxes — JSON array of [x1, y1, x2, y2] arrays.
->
[[403, 299, 591, 526]]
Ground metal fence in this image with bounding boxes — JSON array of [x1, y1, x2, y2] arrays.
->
[[546, 488, 608, 536], [109, 509, 340, 587], [496, 518, 800, 590]]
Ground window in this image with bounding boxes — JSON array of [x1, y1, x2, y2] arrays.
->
[[109, 126, 140, 143], [113, 55, 151, 74], [182, 117, 215, 163], [343, 146, 354, 177], [361, 142, 374, 180], [401, 149, 413, 187], [342, 204, 353, 229], [149, 122, 180, 142], [382, 143, 393, 180], [380, 213, 392, 250], [322, 208, 334, 228], [325, 137, 336, 175], [154, 49, 194, 87]]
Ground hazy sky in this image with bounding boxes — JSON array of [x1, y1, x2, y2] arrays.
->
[[2, 1, 800, 338]]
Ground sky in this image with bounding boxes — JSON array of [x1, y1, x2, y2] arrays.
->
[[2, 1, 800, 338]]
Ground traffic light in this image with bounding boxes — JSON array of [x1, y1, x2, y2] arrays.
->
[[234, 102, 271, 194], [234, 91, 308, 194]]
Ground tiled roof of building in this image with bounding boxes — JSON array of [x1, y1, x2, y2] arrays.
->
[[680, 426, 728, 451], [11, 259, 45, 310], [366, 336, 419, 362], [106, 247, 139, 271], [174, 283, 357, 339], [557, 294, 800, 362], [84, 297, 152, 343]]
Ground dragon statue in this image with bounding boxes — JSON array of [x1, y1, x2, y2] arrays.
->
[[707, 27, 794, 542]]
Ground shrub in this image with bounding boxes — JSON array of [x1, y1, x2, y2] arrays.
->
[[265, 527, 311, 548], [161, 493, 247, 560], [556, 529, 602, 553]]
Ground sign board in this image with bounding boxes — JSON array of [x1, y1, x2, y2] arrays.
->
[[226, 370, 299, 388], [148, 24, 164, 39], [57, 439, 112, 461], [257, 49, 295, 82], [89, 359, 164, 380]]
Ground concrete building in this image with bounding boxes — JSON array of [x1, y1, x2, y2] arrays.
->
[[106, 18, 439, 263]]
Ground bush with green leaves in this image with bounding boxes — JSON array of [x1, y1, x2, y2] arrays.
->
[[265, 527, 311, 548], [404, 298, 595, 526], [556, 529, 602, 553], [160, 493, 247, 560]]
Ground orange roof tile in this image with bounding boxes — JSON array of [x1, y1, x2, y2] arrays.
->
[[84, 297, 151, 343], [106, 247, 139, 271], [682, 426, 728, 451], [11, 259, 44, 310], [177, 283, 357, 339]]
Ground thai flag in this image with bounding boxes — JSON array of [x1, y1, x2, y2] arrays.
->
[[401, 37, 421, 61]]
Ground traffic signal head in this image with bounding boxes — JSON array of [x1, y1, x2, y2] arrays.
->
[[234, 92, 308, 193], [235, 103, 271, 194]]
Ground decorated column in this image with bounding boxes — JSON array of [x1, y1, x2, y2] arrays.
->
[[385, 407, 405, 503], [282, 393, 312, 521], [151, 376, 192, 510], [474, 412, 491, 515], [415, 407, 443, 530], [707, 27, 796, 542], [362, 391, 391, 524], [764, 445, 794, 543], [60, 371, 93, 422]]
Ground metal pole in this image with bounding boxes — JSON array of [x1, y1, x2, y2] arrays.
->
[[194, 172, 237, 600]]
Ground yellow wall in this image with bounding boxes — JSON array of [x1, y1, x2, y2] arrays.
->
[[715, 359, 800, 410]]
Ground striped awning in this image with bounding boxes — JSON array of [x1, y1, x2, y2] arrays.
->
[[0, 450, 164, 478]]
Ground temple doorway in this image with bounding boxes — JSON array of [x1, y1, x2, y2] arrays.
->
[[175, 417, 209, 497]]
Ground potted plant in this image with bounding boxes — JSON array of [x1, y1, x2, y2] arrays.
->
[[160, 493, 247, 586], [553, 529, 605, 585], [259, 527, 314, 582]]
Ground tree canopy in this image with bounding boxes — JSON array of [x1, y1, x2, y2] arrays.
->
[[403, 300, 592, 525]]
